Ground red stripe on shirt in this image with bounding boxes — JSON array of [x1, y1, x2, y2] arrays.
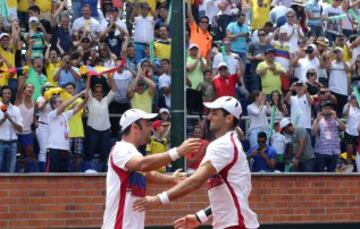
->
[[110, 155, 129, 229], [219, 133, 245, 229]]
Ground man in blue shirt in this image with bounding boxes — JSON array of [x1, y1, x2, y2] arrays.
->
[[226, 13, 250, 66], [305, 0, 323, 37], [247, 131, 277, 172]]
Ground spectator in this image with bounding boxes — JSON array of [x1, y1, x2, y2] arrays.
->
[[125, 44, 137, 73], [28, 5, 52, 41], [280, 117, 315, 172], [212, 61, 246, 98], [154, 25, 171, 61], [305, 0, 323, 37], [155, 5, 169, 38], [349, 36, 360, 66], [187, 0, 213, 61], [248, 28, 271, 91], [212, 38, 241, 76], [186, 43, 207, 90], [285, 81, 313, 131], [334, 34, 352, 63], [27, 16, 46, 60], [305, 69, 322, 96], [46, 91, 87, 172], [256, 48, 286, 95], [44, 45, 60, 86], [64, 83, 86, 172], [269, 4, 288, 28], [35, 83, 53, 171], [84, 73, 116, 171], [185, 125, 208, 171], [247, 90, 270, 148], [128, 70, 156, 113], [251, 21, 273, 44], [271, 122, 288, 172], [270, 90, 288, 120], [327, 47, 351, 117], [343, 94, 360, 163], [158, 58, 171, 108], [159, 107, 170, 122], [54, 53, 83, 92], [280, 9, 305, 54], [146, 120, 170, 172], [323, 0, 343, 44], [352, 56, 360, 88], [131, 2, 156, 63], [313, 86, 337, 114], [0, 86, 23, 172], [15, 75, 36, 172], [72, 4, 101, 41], [24, 56, 48, 101], [226, 12, 250, 65], [50, 5, 72, 54], [247, 131, 276, 172], [250, 0, 271, 31], [98, 43, 117, 68], [312, 101, 345, 172], [197, 69, 215, 102]]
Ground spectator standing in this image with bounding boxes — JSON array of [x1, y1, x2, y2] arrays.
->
[[46, 91, 87, 172], [27, 17, 45, 60], [226, 12, 250, 65], [44, 45, 60, 86], [84, 74, 116, 171], [305, 0, 323, 37], [15, 76, 36, 172], [72, 4, 101, 41], [271, 122, 288, 172], [280, 118, 315, 172], [212, 38, 241, 76], [280, 9, 305, 54], [158, 59, 171, 108], [247, 131, 276, 172], [256, 48, 286, 95], [247, 90, 270, 148], [323, 0, 343, 44], [187, 0, 213, 61], [197, 69, 216, 102], [0, 86, 23, 172], [25, 52, 48, 101], [327, 47, 351, 117], [154, 25, 171, 61], [270, 90, 288, 120], [305, 69, 322, 96], [185, 125, 208, 172], [343, 95, 360, 163], [250, 0, 271, 31], [352, 56, 360, 88], [186, 43, 207, 90], [312, 101, 345, 172], [98, 43, 117, 68]]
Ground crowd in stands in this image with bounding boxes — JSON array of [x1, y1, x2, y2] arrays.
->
[[0, 0, 360, 173]]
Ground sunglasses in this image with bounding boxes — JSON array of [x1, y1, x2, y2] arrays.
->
[[200, 20, 209, 24], [219, 68, 227, 71], [258, 33, 266, 36]]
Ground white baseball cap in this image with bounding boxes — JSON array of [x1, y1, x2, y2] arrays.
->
[[29, 16, 39, 23], [217, 61, 228, 69], [279, 118, 291, 129], [120, 109, 158, 131], [0, 33, 9, 40], [203, 96, 242, 119], [159, 108, 170, 114], [189, 43, 199, 50]]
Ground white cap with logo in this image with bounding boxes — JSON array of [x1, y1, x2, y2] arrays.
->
[[279, 118, 291, 129], [203, 96, 242, 119], [120, 109, 158, 131]]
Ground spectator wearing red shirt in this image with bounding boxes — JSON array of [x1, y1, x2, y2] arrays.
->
[[186, 125, 208, 172], [212, 61, 247, 98]]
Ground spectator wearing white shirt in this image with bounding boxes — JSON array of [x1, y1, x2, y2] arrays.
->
[[0, 86, 23, 173], [327, 47, 351, 117], [72, 4, 101, 42], [212, 38, 240, 75], [84, 73, 116, 171], [46, 91, 87, 172], [130, 2, 156, 64], [280, 9, 305, 54], [247, 90, 270, 148], [158, 59, 171, 109], [323, 0, 343, 44], [343, 95, 360, 162]]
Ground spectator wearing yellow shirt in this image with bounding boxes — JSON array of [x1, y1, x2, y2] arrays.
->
[[154, 25, 171, 61], [7, 0, 18, 20], [146, 119, 169, 172], [65, 82, 85, 172], [44, 44, 60, 86], [128, 62, 156, 113], [250, 0, 271, 30]]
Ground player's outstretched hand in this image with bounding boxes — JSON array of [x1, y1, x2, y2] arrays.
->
[[177, 138, 201, 157], [174, 214, 200, 229], [172, 169, 187, 184], [133, 195, 160, 212]]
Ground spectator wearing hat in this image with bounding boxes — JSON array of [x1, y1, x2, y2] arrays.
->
[[0, 86, 23, 173], [323, 0, 343, 44], [305, 0, 324, 37], [212, 38, 241, 76], [311, 101, 345, 172], [72, 4, 101, 41], [146, 120, 170, 172], [226, 12, 250, 65], [130, 2, 156, 64], [351, 55, 360, 88], [327, 47, 351, 117], [186, 0, 213, 61], [256, 48, 286, 95], [186, 43, 207, 91], [212, 61, 246, 98], [343, 94, 360, 164], [128, 68, 156, 113], [279, 9, 305, 54], [280, 117, 315, 172], [285, 81, 313, 131], [248, 29, 272, 91], [247, 131, 276, 172]]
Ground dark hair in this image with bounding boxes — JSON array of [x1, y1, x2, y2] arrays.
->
[[64, 82, 76, 89], [250, 90, 261, 102], [0, 85, 12, 97], [161, 58, 170, 64], [200, 16, 210, 22], [257, 131, 267, 140], [122, 120, 142, 136], [28, 5, 40, 14], [203, 69, 212, 76], [50, 95, 61, 110], [264, 21, 273, 28], [92, 84, 104, 92], [159, 24, 169, 31], [306, 69, 317, 79], [237, 12, 246, 18], [82, 3, 92, 10], [270, 90, 284, 113], [258, 28, 265, 33], [221, 109, 239, 129]]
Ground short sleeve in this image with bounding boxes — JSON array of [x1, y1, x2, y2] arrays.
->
[[256, 61, 266, 73], [48, 110, 57, 120], [296, 128, 307, 140], [63, 110, 74, 121], [158, 76, 169, 89], [105, 90, 115, 105], [112, 143, 143, 170], [200, 141, 234, 173], [268, 147, 277, 159]]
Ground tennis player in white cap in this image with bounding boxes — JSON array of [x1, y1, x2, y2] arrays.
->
[[102, 108, 200, 229], [133, 97, 259, 229]]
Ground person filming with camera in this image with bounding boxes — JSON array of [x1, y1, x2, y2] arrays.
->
[[53, 53, 82, 93]]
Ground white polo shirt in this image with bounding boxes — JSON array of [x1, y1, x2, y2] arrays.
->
[[102, 141, 146, 229], [72, 17, 101, 37], [47, 110, 74, 150], [200, 131, 259, 229], [134, 15, 155, 43], [86, 90, 115, 131], [0, 103, 23, 141]]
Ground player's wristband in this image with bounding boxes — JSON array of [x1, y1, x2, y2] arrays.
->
[[157, 192, 170, 205], [168, 147, 180, 161], [195, 210, 208, 223]]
